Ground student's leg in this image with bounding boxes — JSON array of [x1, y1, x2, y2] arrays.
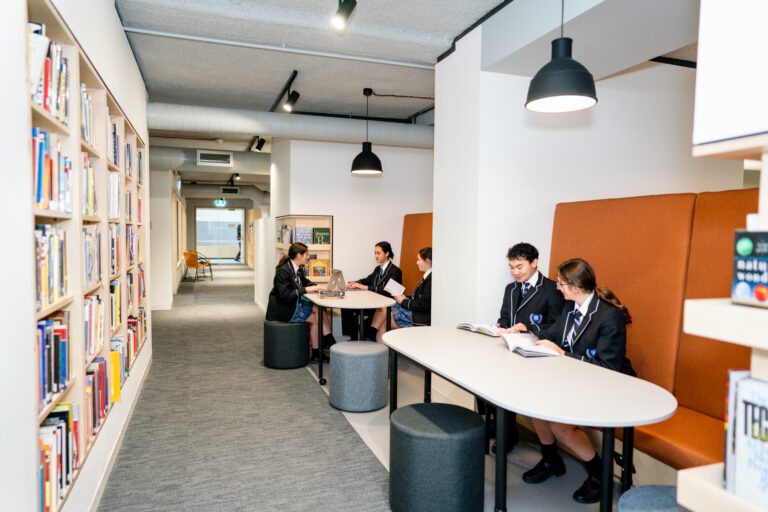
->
[[371, 308, 385, 331], [322, 308, 332, 336], [523, 418, 566, 484], [550, 422, 602, 504], [305, 309, 319, 349], [375, 311, 398, 343]]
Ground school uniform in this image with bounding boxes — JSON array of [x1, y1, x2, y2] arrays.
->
[[342, 261, 403, 339], [266, 260, 316, 323], [396, 271, 432, 326], [497, 271, 565, 334], [543, 292, 635, 376]]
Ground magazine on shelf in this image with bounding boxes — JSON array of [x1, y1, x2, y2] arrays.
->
[[732, 376, 768, 506], [456, 323, 501, 337], [501, 332, 559, 357]]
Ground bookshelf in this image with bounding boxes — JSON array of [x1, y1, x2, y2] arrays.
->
[[275, 215, 334, 283], [26, 0, 152, 510]]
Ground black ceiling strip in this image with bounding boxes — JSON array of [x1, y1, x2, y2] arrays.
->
[[649, 56, 697, 69], [270, 70, 298, 112], [407, 104, 435, 123], [292, 110, 412, 124], [437, 0, 515, 63]]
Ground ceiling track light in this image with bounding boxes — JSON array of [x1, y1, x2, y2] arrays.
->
[[248, 136, 266, 152], [332, 0, 357, 32], [351, 87, 383, 175], [234, 173, 241, 181], [525, 0, 597, 113], [283, 90, 300, 112]]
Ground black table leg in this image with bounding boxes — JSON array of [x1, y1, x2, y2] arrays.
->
[[621, 427, 634, 493], [386, 306, 391, 332], [389, 349, 398, 415], [317, 305, 326, 385], [359, 308, 365, 341], [495, 407, 507, 511], [424, 370, 431, 403], [600, 427, 615, 512]]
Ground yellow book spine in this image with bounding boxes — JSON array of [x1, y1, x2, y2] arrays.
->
[[109, 350, 121, 402]]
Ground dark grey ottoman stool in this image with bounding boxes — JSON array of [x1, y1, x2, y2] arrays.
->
[[329, 342, 388, 412], [263, 320, 310, 369], [617, 485, 687, 511], [390, 403, 485, 512]]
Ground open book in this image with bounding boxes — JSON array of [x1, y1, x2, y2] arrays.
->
[[384, 278, 405, 296], [501, 332, 559, 357], [456, 323, 501, 337]]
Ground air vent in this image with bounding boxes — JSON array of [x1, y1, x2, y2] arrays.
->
[[197, 149, 233, 167], [220, 186, 240, 195]]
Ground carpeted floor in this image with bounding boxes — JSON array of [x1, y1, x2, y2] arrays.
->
[[97, 265, 391, 511]]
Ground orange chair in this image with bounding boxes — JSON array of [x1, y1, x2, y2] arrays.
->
[[184, 251, 213, 281]]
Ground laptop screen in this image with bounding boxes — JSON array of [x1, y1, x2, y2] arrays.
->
[[326, 269, 347, 291]]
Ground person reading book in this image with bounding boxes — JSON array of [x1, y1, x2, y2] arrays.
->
[[482, 242, 566, 455], [344, 241, 403, 340], [522, 258, 635, 505], [370, 247, 431, 343], [266, 242, 335, 362]]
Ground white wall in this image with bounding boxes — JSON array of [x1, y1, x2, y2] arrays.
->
[[51, 0, 148, 142], [253, 216, 277, 311], [150, 170, 174, 309], [270, 138, 291, 217]]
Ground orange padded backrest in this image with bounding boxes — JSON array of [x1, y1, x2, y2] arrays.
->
[[183, 251, 200, 268], [674, 189, 757, 419], [549, 193, 697, 392], [400, 213, 433, 294]]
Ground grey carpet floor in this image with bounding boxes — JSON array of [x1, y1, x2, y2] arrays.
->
[[98, 265, 391, 511]]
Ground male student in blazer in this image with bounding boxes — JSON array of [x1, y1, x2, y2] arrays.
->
[[481, 242, 566, 453]]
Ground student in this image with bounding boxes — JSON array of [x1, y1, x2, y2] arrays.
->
[[523, 258, 635, 504], [371, 247, 431, 343], [345, 241, 403, 339], [482, 242, 566, 454], [266, 242, 335, 362]]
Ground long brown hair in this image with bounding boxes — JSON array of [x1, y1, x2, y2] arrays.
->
[[557, 258, 631, 324], [276, 242, 308, 271]]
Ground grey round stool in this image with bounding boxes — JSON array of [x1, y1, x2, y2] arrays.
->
[[329, 342, 388, 412], [389, 403, 485, 512], [617, 485, 686, 511], [263, 320, 310, 369]]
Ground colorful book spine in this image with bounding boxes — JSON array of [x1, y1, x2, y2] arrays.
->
[[36, 311, 69, 411], [108, 223, 121, 275], [32, 41, 69, 125], [110, 279, 122, 330], [82, 225, 101, 288], [81, 152, 96, 216], [83, 294, 103, 362], [33, 128, 72, 212], [108, 171, 120, 219], [35, 224, 67, 310]]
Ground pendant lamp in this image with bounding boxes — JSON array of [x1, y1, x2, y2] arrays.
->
[[351, 88, 382, 175], [525, 0, 597, 113]]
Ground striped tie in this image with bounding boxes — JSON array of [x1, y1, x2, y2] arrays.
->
[[521, 282, 531, 297], [566, 310, 583, 348]]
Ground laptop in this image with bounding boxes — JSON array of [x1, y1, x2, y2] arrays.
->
[[320, 269, 347, 296]]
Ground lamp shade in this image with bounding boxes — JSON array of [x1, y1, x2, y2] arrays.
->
[[526, 37, 597, 113], [351, 141, 382, 175]]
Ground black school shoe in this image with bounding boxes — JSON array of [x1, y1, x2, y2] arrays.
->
[[572, 475, 601, 504], [522, 457, 566, 483], [310, 349, 330, 364]]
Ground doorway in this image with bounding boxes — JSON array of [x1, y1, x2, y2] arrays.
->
[[196, 208, 244, 264]]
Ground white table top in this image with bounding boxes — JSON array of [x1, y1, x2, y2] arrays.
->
[[305, 289, 395, 309], [383, 326, 678, 427]]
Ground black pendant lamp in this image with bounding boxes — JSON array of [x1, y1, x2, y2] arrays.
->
[[351, 88, 382, 175], [525, 0, 597, 113]]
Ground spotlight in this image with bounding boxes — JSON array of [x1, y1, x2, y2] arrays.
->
[[351, 88, 382, 175], [283, 91, 300, 112], [234, 173, 241, 180], [249, 136, 266, 152], [332, 0, 356, 32]]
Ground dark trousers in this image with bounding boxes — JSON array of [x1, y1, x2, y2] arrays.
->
[[340, 309, 376, 340], [476, 397, 518, 448]]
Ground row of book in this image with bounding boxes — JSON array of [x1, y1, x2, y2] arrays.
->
[[83, 225, 101, 289], [109, 223, 121, 275], [79, 83, 97, 148], [82, 153, 96, 216], [137, 151, 144, 185], [84, 357, 110, 441], [278, 225, 331, 245], [127, 226, 137, 266], [35, 225, 67, 311], [84, 295, 104, 363], [126, 190, 133, 222], [127, 272, 135, 312], [138, 265, 146, 300], [33, 128, 72, 213], [107, 120, 120, 167], [39, 402, 79, 512], [110, 279, 122, 330], [125, 143, 133, 177], [28, 23, 69, 125], [108, 171, 120, 219], [36, 311, 70, 412], [138, 197, 143, 223]]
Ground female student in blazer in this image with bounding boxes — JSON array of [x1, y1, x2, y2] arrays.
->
[[347, 241, 403, 296], [266, 242, 334, 360], [371, 247, 432, 343], [524, 258, 635, 505]]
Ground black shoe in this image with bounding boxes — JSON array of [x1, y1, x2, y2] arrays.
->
[[322, 333, 336, 348], [310, 349, 321, 363], [364, 326, 378, 341], [572, 475, 601, 504], [522, 457, 566, 484], [490, 429, 519, 454]]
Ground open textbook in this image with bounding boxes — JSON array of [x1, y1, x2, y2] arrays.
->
[[384, 278, 405, 296], [456, 323, 501, 337], [501, 332, 559, 357]]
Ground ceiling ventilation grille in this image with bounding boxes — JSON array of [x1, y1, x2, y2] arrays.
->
[[197, 149, 233, 167], [220, 186, 240, 195]]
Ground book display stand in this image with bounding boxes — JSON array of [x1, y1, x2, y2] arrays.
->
[[275, 214, 333, 283]]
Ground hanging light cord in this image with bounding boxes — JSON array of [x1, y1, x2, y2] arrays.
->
[[561, 0, 564, 38], [371, 90, 434, 101], [365, 94, 369, 141]]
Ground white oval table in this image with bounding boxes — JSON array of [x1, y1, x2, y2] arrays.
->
[[305, 290, 395, 384], [383, 326, 678, 512]]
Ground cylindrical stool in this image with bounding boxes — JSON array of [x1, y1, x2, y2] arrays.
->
[[617, 485, 686, 512], [390, 403, 485, 512], [329, 342, 388, 412], [263, 320, 310, 369]]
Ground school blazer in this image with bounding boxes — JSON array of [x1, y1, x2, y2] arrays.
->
[[401, 273, 432, 326], [357, 262, 403, 297], [266, 261, 316, 322], [543, 297, 636, 376], [497, 273, 565, 334]]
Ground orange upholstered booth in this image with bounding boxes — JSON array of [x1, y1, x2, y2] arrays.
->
[[548, 188, 757, 470], [400, 213, 433, 294]]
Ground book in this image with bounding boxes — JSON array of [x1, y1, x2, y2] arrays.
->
[[309, 259, 329, 277], [384, 278, 405, 296], [725, 369, 751, 491], [733, 376, 768, 506], [312, 227, 331, 245], [294, 227, 312, 244], [456, 322, 501, 337], [502, 332, 559, 357]]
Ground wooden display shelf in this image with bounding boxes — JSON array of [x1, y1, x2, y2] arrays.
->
[[38, 377, 76, 423], [683, 298, 768, 350], [692, 133, 768, 161], [82, 214, 102, 223], [109, 271, 122, 280], [111, 322, 122, 337], [85, 345, 104, 367], [80, 139, 101, 159], [33, 208, 72, 220], [107, 218, 121, 223], [276, 242, 332, 251], [53, 467, 80, 512], [84, 405, 112, 458], [30, 101, 70, 136], [127, 264, 137, 272], [83, 281, 103, 296], [126, 220, 134, 225], [125, 173, 134, 182], [677, 462, 763, 511], [107, 161, 120, 172], [36, 295, 74, 320]]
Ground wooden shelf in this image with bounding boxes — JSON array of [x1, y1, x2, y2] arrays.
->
[[82, 214, 102, 223], [107, 218, 121, 223], [30, 101, 70, 136], [126, 220, 134, 225], [107, 161, 119, 172], [36, 295, 74, 320], [125, 173, 134, 182], [38, 377, 76, 423], [127, 264, 137, 272], [33, 208, 72, 220], [683, 298, 768, 350], [83, 281, 103, 296], [85, 345, 104, 367], [275, 243, 332, 251], [677, 463, 764, 511], [109, 271, 122, 280], [80, 139, 101, 159], [111, 322, 122, 337], [692, 133, 768, 161]]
